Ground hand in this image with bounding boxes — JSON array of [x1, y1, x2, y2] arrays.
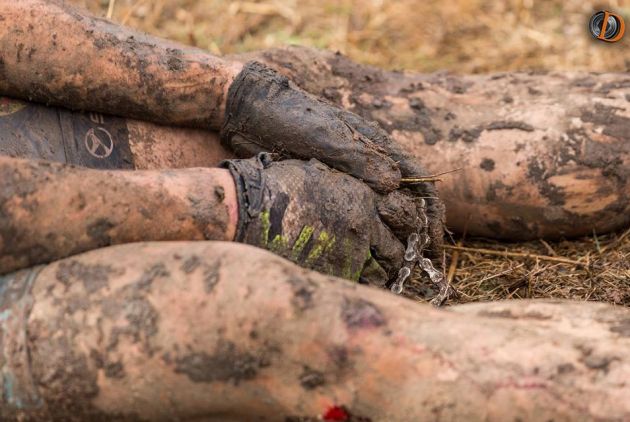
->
[[222, 154, 426, 285]]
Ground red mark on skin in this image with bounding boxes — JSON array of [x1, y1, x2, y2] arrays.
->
[[323, 405, 349, 421]]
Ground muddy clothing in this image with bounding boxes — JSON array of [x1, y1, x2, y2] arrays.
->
[[0, 97, 134, 169]]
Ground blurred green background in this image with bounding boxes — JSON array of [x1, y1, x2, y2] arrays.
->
[[73, 0, 630, 73]]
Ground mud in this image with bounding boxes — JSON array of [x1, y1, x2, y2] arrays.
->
[[287, 275, 318, 313], [449, 121, 534, 143], [101, 287, 160, 356], [86, 218, 115, 247], [202, 259, 221, 293], [327, 345, 352, 373], [583, 105, 624, 137], [480, 158, 495, 172], [527, 159, 567, 206], [224, 154, 406, 284], [55, 259, 119, 294], [0, 0, 237, 129], [299, 366, 326, 390], [180, 255, 201, 274], [341, 297, 386, 330], [0, 156, 233, 274], [214, 186, 225, 202], [174, 340, 272, 385], [448, 126, 483, 143], [610, 319, 630, 337], [376, 190, 423, 241], [486, 120, 534, 132], [597, 79, 630, 94], [221, 61, 401, 193]]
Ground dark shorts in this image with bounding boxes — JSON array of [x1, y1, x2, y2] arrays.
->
[[0, 97, 134, 169]]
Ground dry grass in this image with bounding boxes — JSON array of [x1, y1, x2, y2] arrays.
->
[[406, 230, 630, 306], [76, 0, 630, 73], [75, 0, 630, 305]]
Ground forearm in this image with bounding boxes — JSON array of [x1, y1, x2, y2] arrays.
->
[[1, 241, 629, 420], [0, 0, 242, 129], [0, 156, 237, 273]]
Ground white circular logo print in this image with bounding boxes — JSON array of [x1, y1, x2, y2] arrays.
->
[[84, 127, 114, 158]]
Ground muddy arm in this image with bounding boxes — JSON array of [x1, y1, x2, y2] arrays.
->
[[0, 156, 237, 274], [0, 0, 242, 129], [1, 240, 629, 420]]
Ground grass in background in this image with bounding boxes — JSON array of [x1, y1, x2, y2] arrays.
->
[[78, 0, 630, 72]]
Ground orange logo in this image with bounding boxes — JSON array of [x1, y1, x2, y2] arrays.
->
[[589, 10, 625, 43]]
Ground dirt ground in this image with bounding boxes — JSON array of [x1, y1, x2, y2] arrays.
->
[[72, 0, 630, 306]]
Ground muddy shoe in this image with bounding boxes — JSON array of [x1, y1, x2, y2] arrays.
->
[[221, 61, 402, 193], [222, 153, 428, 286]]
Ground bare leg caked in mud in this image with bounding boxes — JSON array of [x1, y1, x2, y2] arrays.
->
[[0, 155, 238, 274], [0, 0, 241, 129], [0, 0, 427, 196], [1, 241, 630, 421]]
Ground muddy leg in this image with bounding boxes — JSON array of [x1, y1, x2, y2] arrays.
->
[[0, 156, 237, 274], [0, 241, 629, 420], [0, 0, 242, 129]]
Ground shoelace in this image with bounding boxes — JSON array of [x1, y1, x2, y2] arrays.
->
[[390, 198, 456, 306]]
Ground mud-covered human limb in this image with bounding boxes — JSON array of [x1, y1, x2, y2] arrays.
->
[[0, 0, 240, 129], [0, 1, 412, 193], [1, 241, 630, 421], [235, 46, 630, 240], [0, 94, 444, 274], [0, 154, 414, 286], [0, 155, 239, 274]]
